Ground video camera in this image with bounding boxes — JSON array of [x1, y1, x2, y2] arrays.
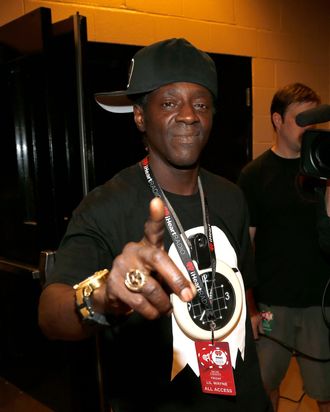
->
[[296, 104, 330, 179]]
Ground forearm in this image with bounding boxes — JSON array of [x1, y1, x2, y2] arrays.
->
[[38, 283, 93, 341], [317, 182, 330, 253], [246, 287, 261, 339], [246, 288, 258, 316], [325, 182, 330, 217]]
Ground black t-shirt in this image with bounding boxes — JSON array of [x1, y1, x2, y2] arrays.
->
[[238, 149, 330, 307], [48, 163, 271, 412]]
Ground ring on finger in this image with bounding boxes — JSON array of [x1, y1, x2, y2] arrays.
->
[[124, 269, 148, 292]]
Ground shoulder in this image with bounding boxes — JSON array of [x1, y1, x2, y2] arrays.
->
[[103, 163, 144, 194], [201, 168, 247, 211], [237, 150, 275, 190], [74, 163, 148, 217], [240, 149, 273, 176], [201, 168, 241, 193]]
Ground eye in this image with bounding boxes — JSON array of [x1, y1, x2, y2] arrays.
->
[[194, 102, 209, 111], [161, 101, 176, 109]]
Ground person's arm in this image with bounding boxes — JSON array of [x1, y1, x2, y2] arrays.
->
[[326, 180, 330, 217], [246, 287, 261, 339], [38, 197, 196, 341], [245, 226, 263, 339], [316, 180, 330, 253], [238, 169, 263, 338], [38, 283, 89, 340], [249, 227, 256, 250]]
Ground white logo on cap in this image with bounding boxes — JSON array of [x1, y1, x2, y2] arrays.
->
[[127, 58, 134, 88]]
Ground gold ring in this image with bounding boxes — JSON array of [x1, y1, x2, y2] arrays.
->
[[124, 269, 148, 292]]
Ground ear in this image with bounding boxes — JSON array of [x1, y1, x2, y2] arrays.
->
[[133, 105, 146, 132], [272, 112, 282, 129]]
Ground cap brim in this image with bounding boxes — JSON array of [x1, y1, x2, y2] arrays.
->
[[95, 92, 133, 113]]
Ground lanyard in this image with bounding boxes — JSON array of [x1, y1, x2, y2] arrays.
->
[[141, 157, 217, 334]]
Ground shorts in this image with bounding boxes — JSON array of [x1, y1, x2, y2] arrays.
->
[[256, 304, 330, 402]]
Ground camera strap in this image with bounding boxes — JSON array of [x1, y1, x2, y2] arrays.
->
[[141, 157, 217, 338]]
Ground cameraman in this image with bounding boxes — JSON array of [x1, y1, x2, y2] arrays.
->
[[238, 83, 330, 412]]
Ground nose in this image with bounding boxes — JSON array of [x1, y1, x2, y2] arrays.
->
[[175, 103, 199, 124]]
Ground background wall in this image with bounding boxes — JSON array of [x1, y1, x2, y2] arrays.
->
[[1, 0, 329, 157]]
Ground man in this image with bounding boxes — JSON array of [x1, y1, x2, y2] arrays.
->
[[238, 83, 330, 412], [38, 38, 272, 412]]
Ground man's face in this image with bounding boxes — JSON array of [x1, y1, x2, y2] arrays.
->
[[275, 101, 318, 156], [134, 82, 214, 169]]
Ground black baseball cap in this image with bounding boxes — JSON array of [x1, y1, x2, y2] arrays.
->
[[95, 38, 218, 113]]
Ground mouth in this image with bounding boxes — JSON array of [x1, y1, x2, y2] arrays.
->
[[173, 133, 200, 143]]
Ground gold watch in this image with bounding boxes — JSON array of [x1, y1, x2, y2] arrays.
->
[[73, 269, 110, 326]]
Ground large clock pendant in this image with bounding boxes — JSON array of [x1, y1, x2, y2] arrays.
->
[[171, 260, 243, 341]]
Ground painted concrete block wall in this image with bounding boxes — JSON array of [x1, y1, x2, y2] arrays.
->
[[0, 0, 329, 158]]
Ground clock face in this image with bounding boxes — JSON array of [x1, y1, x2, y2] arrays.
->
[[171, 260, 243, 341], [187, 269, 237, 332]]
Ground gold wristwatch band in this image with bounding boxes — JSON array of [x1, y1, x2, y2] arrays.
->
[[73, 269, 110, 326]]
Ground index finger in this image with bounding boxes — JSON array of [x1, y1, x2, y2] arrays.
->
[[142, 197, 196, 301], [143, 197, 166, 248]]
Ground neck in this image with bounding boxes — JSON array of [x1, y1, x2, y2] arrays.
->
[[271, 144, 300, 159], [147, 157, 200, 195]]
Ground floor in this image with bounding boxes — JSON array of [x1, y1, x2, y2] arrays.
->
[[278, 357, 318, 412], [0, 377, 53, 412], [0, 357, 320, 412]]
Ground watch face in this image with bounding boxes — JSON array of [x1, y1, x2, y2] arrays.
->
[[171, 260, 243, 341]]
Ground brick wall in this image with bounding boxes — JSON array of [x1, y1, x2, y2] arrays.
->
[[1, 0, 329, 157]]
